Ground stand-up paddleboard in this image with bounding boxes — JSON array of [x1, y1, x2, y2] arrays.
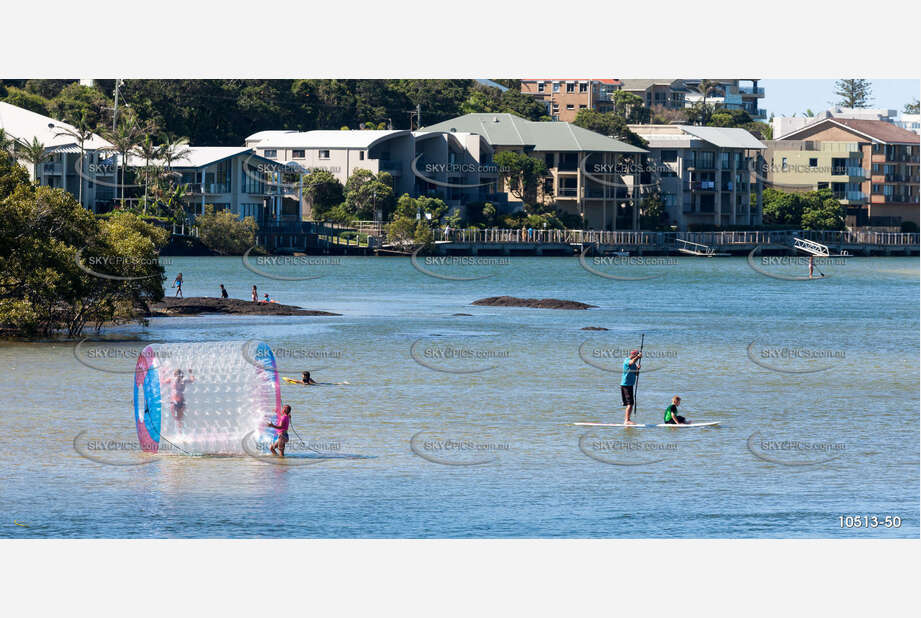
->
[[573, 421, 720, 428], [282, 377, 350, 385]]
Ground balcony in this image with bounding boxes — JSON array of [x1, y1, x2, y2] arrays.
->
[[378, 161, 402, 174], [831, 166, 867, 178], [739, 86, 765, 96], [557, 187, 579, 198], [833, 190, 868, 203]]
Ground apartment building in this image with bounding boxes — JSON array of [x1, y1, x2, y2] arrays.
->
[[126, 146, 295, 226], [519, 79, 621, 121], [421, 113, 648, 230], [245, 129, 495, 216], [619, 80, 688, 110], [683, 79, 765, 119], [767, 118, 920, 229], [0, 101, 116, 211], [772, 107, 903, 140], [628, 124, 765, 230]]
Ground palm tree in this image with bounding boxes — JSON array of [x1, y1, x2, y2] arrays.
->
[[54, 114, 96, 209], [160, 135, 191, 171], [0, 128, 15, 159], [14, 137, 52, 182], [132, 133, 162, 211], [103, 117, 141, 207], [698, 79, 720, 106]]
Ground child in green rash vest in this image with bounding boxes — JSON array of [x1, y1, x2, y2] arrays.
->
[[664, 396, 690, 425]]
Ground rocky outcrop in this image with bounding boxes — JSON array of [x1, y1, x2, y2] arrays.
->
[[149, 297, 340, 317], [471, 296, 597, 310]]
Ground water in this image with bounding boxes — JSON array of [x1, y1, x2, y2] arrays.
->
[[1, 255, 918, 537]]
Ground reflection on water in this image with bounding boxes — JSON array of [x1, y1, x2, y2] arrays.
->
[[0, 257, 918, 538]]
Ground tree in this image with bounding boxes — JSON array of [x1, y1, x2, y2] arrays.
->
[[14, 137, 51, 181], [697, 80, 721, 106], [343, 169, 394, 220], [103, 115, 142, 206], [54, 113, 96, 208], [572, 109, 646, 148], [195, 205, 258, 255], [684, 102, 714, 126], [0, 181, 166, 338], [834, 79, 873, 108], [493, 151, 549, 206], [2, 87, 51, 115], [303, 169, 345, 220], [132, 133, 163, 210], [905, 99, 920, 114], [611, 91, 648, 123], [413, 219, 434, 252], [49, 83, 112, 130], [800, 189, 845, 230], [386, 216, 417, 248], [460, 86, 549, 121]]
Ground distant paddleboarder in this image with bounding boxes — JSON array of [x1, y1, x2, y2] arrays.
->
[[621, 349, 642, 425]]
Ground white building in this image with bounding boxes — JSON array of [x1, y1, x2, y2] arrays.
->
[[0, 101, 116, 210]]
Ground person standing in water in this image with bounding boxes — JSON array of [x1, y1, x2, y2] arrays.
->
[[173, 273, 183, 297], [620, 349, 642, 425], [267, 405, 292, 456]]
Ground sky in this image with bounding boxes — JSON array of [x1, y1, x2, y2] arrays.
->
[[760, 79, 919, 118]]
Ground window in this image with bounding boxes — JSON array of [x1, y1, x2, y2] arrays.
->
[[698, 151, 715, 169], [537, 82, 545, 92], [579, 104, 587, 109], [566, 83, 575, 93], [292, 149, 305, 159], [240, 203, 261, 219], [781, 157, 788, 170], [579, 82, 588, 93], [661, 150, 677, 163], [809, 158, 818, 167], [359, 151, 365, 160], [552, 82, 560, 92], [242, 163, 265, 194], [319, 150, 331, 160], [566, 104, 574, 110]]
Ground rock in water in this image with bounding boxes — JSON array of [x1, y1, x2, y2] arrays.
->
[[148, 297, 340, 317], [471, 296, 597, 310]]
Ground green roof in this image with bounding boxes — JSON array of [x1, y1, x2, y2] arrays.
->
[[420, 113, 646, 153]]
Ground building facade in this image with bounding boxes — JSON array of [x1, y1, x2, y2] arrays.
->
[[766, 118, 920, 229], [629, 124, 765, 230], [422, 113, 648, 230], [683, 79, 765, 119], [519, 79, 621, 122]]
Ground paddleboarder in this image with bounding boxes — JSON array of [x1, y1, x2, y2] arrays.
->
[[621, 349, 642, 425]]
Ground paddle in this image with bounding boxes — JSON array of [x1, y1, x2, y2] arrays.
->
[[632, 333, 645, 421]]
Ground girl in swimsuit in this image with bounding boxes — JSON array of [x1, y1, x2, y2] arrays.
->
[[174, 273, 183, 297], [163, 368, 194, 433], [267, 405, 292, 456]]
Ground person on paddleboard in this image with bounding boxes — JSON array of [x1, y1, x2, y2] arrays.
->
[[621, 349, 642, 425], [664, 396, 690, 425]]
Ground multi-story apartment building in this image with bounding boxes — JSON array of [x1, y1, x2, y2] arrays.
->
[[773, 107, 902, 140], [519, 79, 621, 122], [245, 129, 495, 216], [683, 79, 765, 119], [0, 101, 117, 211], [766, 118, 920, 229], [126, 146, 292, 226], [619, 79, 688, 110], [422, 113, 648, 230], [628, 124, 765, 230]]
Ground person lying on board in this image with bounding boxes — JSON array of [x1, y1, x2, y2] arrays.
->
[[288, 371, 318, 385], [663, 396, 690, 425]]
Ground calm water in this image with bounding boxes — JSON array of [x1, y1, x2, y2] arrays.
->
[[1, 255, 918, 537]]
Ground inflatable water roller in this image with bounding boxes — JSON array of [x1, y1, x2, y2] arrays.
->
[[133, 341, 281, 455]]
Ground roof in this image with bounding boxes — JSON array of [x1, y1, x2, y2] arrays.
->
[[780, 118, 920, 145], [419, 113, 645, 153], [0, 101, 112, 150], [245, 129, 410, 149], [628, 124, 765, 149], [125, 146, 254, 169], [619, 79, 684, 92]]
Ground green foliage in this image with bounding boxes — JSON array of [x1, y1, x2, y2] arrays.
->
[[461, 86, 549, 121], [905, 99, 920, 114], [302, 169, 344, 219], [195, 205, 258, 255], [0, 174, 167, 337], [2, 87, 51, 115], [386, 215, 417, 246], [493, 150, 550, 205], [0, 152, 29, 199], [464, 201, 498, 227], [762, 187, 845, 230], [572, 109, 646, 148], [611, 91, 648, 123], [684, 102, 714, 126], [343, 169, 394, 220], [834, 79, 873, 108], [413, 220, 434, 251], [49, 83, 112, 130]]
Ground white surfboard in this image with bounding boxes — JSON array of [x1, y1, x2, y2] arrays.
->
[[573, 421, 720, 428]]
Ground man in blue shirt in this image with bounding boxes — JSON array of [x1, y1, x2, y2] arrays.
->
[[620, 349, 642, 425]]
